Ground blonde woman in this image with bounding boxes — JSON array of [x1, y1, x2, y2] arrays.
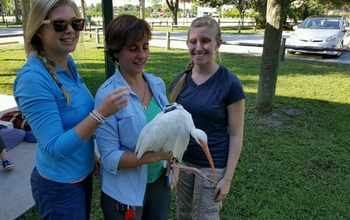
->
[[170, 17, 246, 220], [13, 0, 129, 219]]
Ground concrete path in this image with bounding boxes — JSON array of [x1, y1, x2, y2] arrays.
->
[[0, 142, 36, 220], [0, 94, 99, 220], [0, 94, 36, 220]]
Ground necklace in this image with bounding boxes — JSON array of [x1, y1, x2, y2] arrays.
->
[[141, 80, 147, 110]]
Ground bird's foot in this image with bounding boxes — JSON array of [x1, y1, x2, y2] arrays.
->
[[170, 161, 209, 180]]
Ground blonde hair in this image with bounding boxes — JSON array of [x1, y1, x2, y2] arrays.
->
[[25, 0, 82, 105], [169, 16, 221, 103]]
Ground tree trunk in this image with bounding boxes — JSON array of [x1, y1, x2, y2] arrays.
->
[[14, 0, 20, 23], [1, 4, 5, 23], [140, 0, 145, 19], [165, 0, 178, 25], [255, 0, 289, 114], [21, 0, 30, 43], [81, 0, 86, 20]]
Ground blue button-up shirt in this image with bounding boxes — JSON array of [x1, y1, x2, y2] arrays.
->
[[94, 68, 169, 206]]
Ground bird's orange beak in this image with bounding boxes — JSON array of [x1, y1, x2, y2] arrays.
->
[[199, 140, 217, 185]]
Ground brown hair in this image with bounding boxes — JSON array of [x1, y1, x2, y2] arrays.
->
[[105, 14, 152, 63], [169, 16, 221, 103]]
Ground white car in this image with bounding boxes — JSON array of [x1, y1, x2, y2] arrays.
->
[[287, 15, 350, 57]]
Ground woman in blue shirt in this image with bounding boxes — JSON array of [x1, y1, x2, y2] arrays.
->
[[170, 17, 246, 220], [94, 14, 173, 220], [13, 0, 129, 219]]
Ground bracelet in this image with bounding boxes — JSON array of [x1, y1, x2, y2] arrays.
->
[[90, 111, 105, 124], [93, 109, 107, 120]]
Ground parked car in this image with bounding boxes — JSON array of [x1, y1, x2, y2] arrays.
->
[[287, 15, 350, 57]]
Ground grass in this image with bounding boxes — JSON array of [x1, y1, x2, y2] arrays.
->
[[1, 36, 349, 220]]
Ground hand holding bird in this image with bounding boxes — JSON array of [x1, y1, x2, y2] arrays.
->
[[135, 102, 217, 185]]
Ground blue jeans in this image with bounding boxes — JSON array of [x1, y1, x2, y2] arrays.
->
[[30, 167, 93, 220]]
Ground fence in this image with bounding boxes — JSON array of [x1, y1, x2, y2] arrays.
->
[[80, 28, 350, 60], [1, 26, 349, 61], [149, 19, 257, 31]]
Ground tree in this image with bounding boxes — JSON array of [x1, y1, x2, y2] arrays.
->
[[288, 0, 324, 23], [21, 0, 30, 41], [148, 0, 162, 17], [165, 0, 179, 25], [140, 0, 145, 19], [317, 0, 350, 11], [95, 2, 102, 12], [179, 0, 191, 17], [255, 0, 290, 114], [234, 0, 252, 33], [200, 0, 252, 32], [81, 0, 86, 20], [13, 0, 20, 23], [251, 0, 268, 27], [0, 0, 7, 23]]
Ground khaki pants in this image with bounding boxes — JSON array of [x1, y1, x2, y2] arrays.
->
[[176, 161, 225, 220]]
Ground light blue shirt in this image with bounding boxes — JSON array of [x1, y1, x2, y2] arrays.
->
[[13, 54, 95, 183], [94, 68, 169, 206]]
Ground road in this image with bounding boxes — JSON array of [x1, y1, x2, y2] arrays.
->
[[1, 28, 349, 64]]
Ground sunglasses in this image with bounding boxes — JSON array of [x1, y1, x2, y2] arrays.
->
[[42, 19, 85, 32]]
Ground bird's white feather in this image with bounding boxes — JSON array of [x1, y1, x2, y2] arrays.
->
[[135, 103, 199, 161], [136, 103, 217, 185]]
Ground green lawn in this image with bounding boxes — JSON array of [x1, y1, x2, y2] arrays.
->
[[1, 36, 349, 220]]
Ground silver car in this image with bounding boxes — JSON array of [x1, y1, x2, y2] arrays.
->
[[287, 15, 350, 57]]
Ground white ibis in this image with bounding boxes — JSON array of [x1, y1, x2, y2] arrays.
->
[[135, 102, 217, 185]]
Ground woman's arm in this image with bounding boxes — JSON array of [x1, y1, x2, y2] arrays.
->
[[213, 99, 245, 202]]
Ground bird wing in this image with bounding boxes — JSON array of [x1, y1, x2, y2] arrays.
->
[[135, 109, 191, 160]]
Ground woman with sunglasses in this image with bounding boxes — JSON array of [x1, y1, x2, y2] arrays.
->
[[13, 0, 129, 219]]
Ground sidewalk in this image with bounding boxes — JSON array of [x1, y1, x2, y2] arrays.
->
[[0, 142, 36, 220], [0, 94, 36, 220]]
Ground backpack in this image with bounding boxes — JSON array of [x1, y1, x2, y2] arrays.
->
[[0, 110, 31, 131]]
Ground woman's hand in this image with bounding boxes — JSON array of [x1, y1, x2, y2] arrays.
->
[[212, 177, 231, 203], [141, 150, 173, 163], [97, 86, 130, 118]]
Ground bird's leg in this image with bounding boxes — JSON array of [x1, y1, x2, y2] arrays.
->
[[170, 161, 209, 179]]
